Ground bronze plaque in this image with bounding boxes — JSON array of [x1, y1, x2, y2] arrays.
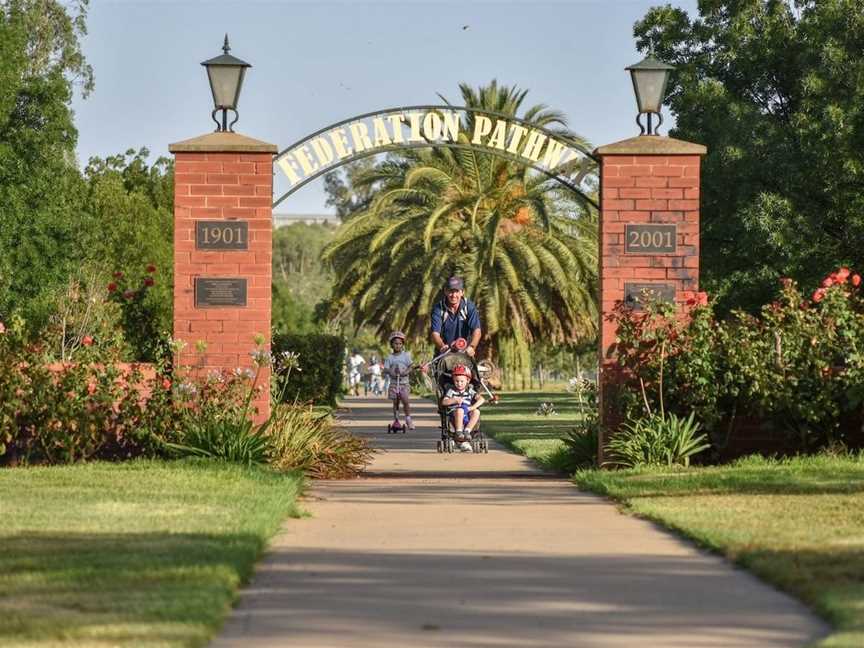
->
[[624, 283, 676, 310], [625, 224, 677, 254], [196, 221, 249, 250], [195, 278, 247, 307]]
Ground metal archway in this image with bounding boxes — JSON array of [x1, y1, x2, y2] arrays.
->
[[272, 105, 599, 210]]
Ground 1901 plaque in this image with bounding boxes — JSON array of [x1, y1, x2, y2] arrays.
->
[[195, 278, 247, 307], [624, 282, 675, 310], [196, 221, 249, 250], [625, 224, 677, 254]]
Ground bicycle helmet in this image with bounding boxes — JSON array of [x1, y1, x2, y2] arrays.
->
[[452, 364, 472, 379], [388, 331, 406, 343]]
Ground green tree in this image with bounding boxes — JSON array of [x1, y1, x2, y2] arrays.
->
[[635, 0, 864, 312], [272, 222, 336, 334], [323, 81, 598, 366], [0, 0, 93, 328]]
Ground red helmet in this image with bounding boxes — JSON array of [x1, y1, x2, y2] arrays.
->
[[452, 364, 472, 379]]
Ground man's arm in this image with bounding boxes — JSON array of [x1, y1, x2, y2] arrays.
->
[[466, 301, 482, 357], [469, 393, 486, 410], [430, 303, 448, 351]]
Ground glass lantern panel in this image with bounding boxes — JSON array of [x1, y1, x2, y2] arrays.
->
[[207, 66, 243, 109], [631, 69, 668, 114]]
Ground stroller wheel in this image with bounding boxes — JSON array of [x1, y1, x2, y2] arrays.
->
[[436, 440, 443, 453]]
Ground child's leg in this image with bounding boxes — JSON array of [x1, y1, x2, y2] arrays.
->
[[466, 409, 480, 432], [451, 408, 463, 436]]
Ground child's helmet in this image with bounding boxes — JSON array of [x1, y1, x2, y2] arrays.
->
[[452, 364, 472, 379], [388, 331, 406, 343]]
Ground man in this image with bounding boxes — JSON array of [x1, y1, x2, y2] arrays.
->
[[430, 276, 481, 357]]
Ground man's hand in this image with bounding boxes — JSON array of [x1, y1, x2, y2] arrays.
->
[[465, 344, 476, 358]]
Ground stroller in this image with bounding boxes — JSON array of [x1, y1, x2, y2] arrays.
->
[[425, 338, 497, 453]]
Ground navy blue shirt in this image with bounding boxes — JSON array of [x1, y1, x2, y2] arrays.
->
[[430, 297, 481, 345]]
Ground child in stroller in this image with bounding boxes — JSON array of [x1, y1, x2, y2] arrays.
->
[[440, 364, 486, 452], [428, 339, 493, 453]]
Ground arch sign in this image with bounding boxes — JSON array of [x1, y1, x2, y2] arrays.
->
[[273, 105, 598, 208]]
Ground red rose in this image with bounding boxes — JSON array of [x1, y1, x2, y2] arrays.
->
[[143, 277, 155, 287], [686, 297, 696, 306], [812, 288, 826, 303], [853, 274, 862, 287], [113, 271, 124, 279], [82, 335, 93, 346], [822, 277, 834, 288], [107, 282, 118, 293], [146, 264, 157, 274]]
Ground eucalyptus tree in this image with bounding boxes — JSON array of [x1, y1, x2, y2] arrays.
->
[[323, 81, 598, 365]]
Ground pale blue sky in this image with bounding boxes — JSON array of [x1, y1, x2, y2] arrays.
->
[[72, 0, 698, 214]]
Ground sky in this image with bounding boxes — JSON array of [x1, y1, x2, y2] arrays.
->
[[72, 0, 699, 215]]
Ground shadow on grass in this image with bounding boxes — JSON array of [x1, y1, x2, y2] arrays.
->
[[0, 531, 267, 645]]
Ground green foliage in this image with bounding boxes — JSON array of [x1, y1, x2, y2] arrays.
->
[[162, 417, 272, 467], [322, 81, 598, 360], [266, 402, 374, 478], [635, 1, 864, 313], [612, 268, 864, 452], [272, 333, 345, 405], [272, 222, 336, 325], [562, 377, 600, 470], [605, 412, 710, 469]]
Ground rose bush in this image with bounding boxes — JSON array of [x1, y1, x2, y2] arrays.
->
[[610, 269, 864, 453]]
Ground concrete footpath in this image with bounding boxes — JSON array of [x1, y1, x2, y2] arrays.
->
[[210, 396, 829, 647]]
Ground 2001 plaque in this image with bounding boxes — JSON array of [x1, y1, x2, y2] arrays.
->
[[195, 278, 247, 307], [624, 282, 675, 310], [196, 221, 249, 250], [625, 224, 677, 254]]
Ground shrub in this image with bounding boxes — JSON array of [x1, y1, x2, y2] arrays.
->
[[610, 267, 864, 453], [266, 402, 374, 478], [162, 417, 272, 467], [561, 377, 601, 471], [272, 333, 345, 406], [605, 412, 710, 468]]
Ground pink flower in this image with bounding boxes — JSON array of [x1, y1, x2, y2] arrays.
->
[[123, 290, 136, 300], [0, 321, 5, 334], [812, 288, 826, 303], [162, 378, 172, 390], [113, 271, 124, 279], [696, 291, 709, 306], [82, 335, 94, 346], [779, 277, 793, 289], [146, 264, 157, 274], [853, 274, 862, 287], [837, 267, 851, 282], [87, 382, 97, 395], [822, 277, 834, 288]]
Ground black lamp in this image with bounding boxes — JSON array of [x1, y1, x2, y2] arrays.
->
[[201, 34, 251, 132], [625, 53, 674, 135]]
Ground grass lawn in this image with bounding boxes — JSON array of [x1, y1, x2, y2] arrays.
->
[[481, 390, 578, 473], [575, 454, 864, 648], [0, 460, 303, 647]]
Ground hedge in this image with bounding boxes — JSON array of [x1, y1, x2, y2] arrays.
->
[[272, 333, 345, 406]]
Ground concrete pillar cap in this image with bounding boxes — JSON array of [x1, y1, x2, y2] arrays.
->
[[594, 135, 706, 157], [169, 131, 277, 153]]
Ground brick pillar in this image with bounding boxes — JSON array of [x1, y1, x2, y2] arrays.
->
[[168, 132, 277, 423], [594, 136, 707, 463]]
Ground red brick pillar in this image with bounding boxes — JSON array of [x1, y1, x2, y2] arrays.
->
[[594, 136, 707, 463], [168, 132, 277, 422]]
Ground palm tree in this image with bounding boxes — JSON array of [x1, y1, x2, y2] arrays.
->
[[323, 81, 598, 368]]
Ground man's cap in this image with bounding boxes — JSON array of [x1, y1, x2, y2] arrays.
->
[[445, 276, 464, 291]]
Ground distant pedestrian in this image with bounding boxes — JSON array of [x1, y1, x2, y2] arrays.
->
[[348, 350, 365, 396], [384, 331, 414, 430]]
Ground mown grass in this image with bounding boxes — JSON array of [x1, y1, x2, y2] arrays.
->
[[0, 460, 304, 647], [575, 454, 864, 648], [481, 390, 578, 473]]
